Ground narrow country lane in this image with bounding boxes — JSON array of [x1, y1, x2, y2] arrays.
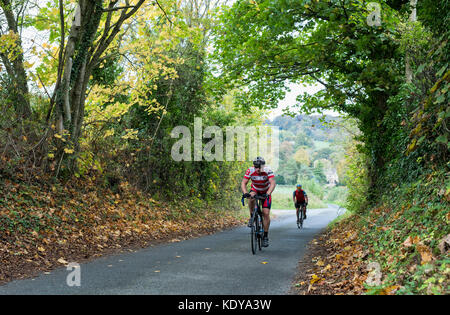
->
[[0, 205, 343, 295]]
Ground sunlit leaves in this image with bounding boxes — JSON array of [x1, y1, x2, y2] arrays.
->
[[212, 0, 402, 113], [0, 31, 22, 61]]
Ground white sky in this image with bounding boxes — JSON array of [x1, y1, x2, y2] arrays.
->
[[267, 82, 340, 120]]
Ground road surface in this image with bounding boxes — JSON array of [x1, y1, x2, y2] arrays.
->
[[0, 205, 344, 295]]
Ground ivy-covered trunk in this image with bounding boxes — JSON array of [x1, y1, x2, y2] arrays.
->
[[53, 0, 145, 173], [0, 0, 32, 120], [55, 1, 102, 139]]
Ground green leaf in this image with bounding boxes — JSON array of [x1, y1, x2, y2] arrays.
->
[[436, 64, 447, 77], [435, 94, 445, 104], [416, 63, 426, 74], [435, 135, 447, 144]]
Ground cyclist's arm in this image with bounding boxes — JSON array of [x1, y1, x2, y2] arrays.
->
[[293, 191, 296, 203], [266, 177, 276, 195], [241, 168, 253, 194], [241, 177, 250, 194]]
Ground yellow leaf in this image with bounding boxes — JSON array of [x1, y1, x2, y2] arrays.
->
[[23, 61, 34, 69], [64, 148, 74, 154], [316, 259, 325, 267], [310, 274, 321, 284], [57, 258, 68, 265], [38, 246, 45, 252], [417, 244, 433, 264], [261, 261, 268, 265], [383, 285, 400, 295]]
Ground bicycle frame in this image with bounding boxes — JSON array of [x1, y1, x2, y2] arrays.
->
[[242, 195, 266, 254]]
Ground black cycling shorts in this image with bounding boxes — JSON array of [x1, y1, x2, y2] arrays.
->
[[250, 190, 272, 210], [295, 202, 306, 209]]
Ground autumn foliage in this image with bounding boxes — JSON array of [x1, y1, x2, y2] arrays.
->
[[0, 170, 244, 284]]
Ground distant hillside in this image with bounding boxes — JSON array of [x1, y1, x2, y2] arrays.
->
[[267, 114, 353, 186], [267, 114, 354, 209], [269, 114, 349, 142]]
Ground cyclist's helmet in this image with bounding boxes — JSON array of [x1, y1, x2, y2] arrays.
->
[[253, 156, 266, 168], [296, 184, 302, 188]]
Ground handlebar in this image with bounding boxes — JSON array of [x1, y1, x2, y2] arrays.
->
[[252, 195, 269, 200], [241, 194, 268, 206]]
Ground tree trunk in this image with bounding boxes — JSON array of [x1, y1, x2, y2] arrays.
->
[[405, 0, 418, 83], [53, 0, 146, 173], [0, 0, 32, 119]]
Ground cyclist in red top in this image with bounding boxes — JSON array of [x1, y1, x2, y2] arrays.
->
[[293, 184, 308, 222], [241, 157, 276, 247]]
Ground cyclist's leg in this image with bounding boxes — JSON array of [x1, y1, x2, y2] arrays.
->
[[247, 191, 257, 227], [261, 207, 270, 247], [262, 207, 270, 232], [247, 199, 255, 226], [262, 194, 272, 231], [261, 194, 271, 246], [248, 198, 255, 216]]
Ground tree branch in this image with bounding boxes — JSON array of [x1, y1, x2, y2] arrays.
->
[[155, 0, 173, 25]]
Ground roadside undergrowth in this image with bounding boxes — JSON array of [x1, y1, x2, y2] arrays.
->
[[0, 173, 245, 284], [293, 170, 449, 295]]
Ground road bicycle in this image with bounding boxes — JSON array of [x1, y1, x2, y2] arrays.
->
[[242, 194, 267, 254]]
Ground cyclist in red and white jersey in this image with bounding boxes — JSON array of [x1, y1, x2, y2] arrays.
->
[[241, 157, 276, 247]]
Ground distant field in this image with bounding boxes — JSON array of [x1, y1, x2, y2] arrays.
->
[[313, 140, 330, 149]]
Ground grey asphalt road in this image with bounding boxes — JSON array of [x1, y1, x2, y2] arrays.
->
[[0, 205, 344, 295]]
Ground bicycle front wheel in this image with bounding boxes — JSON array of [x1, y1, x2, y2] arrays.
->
[[251, 217, 258, 254], [257, 214, 263, 250], [297, 210, 303, 229]]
